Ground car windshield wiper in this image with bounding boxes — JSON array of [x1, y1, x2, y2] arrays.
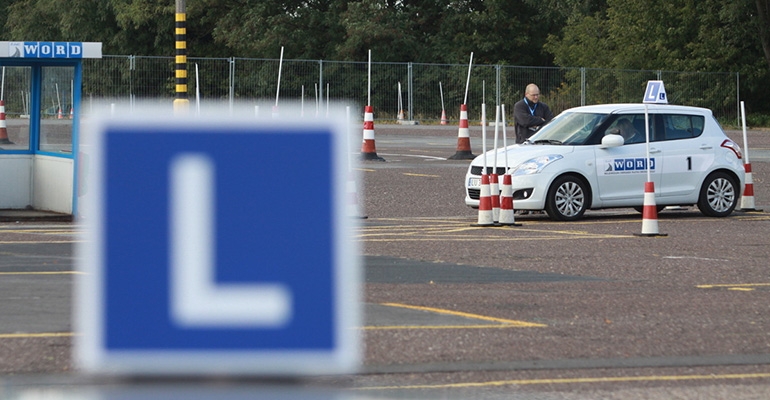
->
[[531, 139, 563, 145]]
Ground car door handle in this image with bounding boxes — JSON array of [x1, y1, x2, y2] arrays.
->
[[699, 144, 713, 150], [649, 148, 662, 153]]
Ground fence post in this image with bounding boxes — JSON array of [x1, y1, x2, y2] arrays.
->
[[128, 55, 135, 107], [228, 57, 235, 110], [580, 67, 586, 107], [735, 72, 741, 126], [408, 62, 413, 121], [319, 60, 324, 113]]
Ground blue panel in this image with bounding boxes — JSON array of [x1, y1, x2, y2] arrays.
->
[[102, 126, 337, 351]]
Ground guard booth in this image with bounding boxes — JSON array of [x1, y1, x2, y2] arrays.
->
[[0, 41, 102, 217]]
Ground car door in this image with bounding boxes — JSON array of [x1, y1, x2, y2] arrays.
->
[[594, 114, 662, 204], [657, 114, 713, 199]]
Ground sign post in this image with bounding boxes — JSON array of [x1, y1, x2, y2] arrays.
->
[[636, 81, 668, 237]]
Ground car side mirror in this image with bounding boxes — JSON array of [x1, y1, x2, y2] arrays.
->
[[600, 133, 624, 148]]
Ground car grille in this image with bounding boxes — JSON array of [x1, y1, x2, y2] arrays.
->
[[468, 188, 480, 200], [470, 166, 507, 176]]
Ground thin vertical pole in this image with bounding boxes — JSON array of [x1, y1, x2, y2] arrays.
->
[[174, 0, 189, 114]]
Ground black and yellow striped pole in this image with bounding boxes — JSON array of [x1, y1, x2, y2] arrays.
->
[[173, 0, 189, 114]]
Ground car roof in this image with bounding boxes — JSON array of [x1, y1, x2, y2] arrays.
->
[[562, 103, 713, 116]]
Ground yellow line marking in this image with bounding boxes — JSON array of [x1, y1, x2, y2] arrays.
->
[[355, 372, 770, 390], [403, 173, 441, 178], [0, 332, 75, 339], [355, 168, 375, 172], [729, 287, 755, 291], [363, 324, 533, 330], [381, 302, 546, 328], [697, 283, 770, 289], [0, 271, 81, 276]]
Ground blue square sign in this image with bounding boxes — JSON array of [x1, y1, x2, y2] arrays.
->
[[76, 106, 360, 375]]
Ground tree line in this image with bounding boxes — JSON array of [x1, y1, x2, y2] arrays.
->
[[2, 0, 769, 114]]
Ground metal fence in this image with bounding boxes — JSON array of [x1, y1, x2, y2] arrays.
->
[[81, 55, 740, 124]]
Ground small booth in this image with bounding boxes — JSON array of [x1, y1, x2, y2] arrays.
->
[[0, 41, 102, 217]]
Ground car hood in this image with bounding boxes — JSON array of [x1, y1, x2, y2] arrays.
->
[[470, 144, 576, 169]]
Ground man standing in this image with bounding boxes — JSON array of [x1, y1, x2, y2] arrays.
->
[[513, 84, 554, 144]]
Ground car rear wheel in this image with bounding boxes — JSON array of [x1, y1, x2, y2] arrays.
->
[[545, 175, 588, 221], [697, 171, 738, 217]]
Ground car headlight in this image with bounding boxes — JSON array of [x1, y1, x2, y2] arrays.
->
[[511, 155, 563, 176]]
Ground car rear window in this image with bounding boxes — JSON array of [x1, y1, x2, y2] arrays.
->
[[661, 114, 704, 140]]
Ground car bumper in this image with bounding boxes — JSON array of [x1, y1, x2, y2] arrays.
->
[[465, 173, 549, 210]]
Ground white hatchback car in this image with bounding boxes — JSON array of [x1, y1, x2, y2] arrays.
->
[[464, 104, 745, 221]]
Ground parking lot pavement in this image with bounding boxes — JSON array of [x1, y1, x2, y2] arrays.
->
[[2, 125, 770, 399]]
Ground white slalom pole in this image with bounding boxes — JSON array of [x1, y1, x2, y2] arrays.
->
[[55, 83, 62, 117], [1, 67, 5, 101], [501, 104, 509, 170], [367, 49, 372, 107], [464, 52, 473, 105], [740, 101, 760, 211], [491, 105, 501, 222], [740, 101, 751, 166], [471, 103, 494, 227], [439, 81, 445, 111], [275, 46, 284, 108], [498, 104, 518, 226], [195, 63, 200, 116], [397, 82, 403, 121], [315, 83, 319, 117]]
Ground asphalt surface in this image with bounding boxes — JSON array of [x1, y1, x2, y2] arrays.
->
[[1, 123, 770, 399]]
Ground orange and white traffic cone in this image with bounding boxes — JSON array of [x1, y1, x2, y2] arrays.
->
[[471, 174, 496, 226], [635, 181, 667, 237], [490, 173, 500, 223], [498, 174, 519, 226], [0, 100, 12, 145], [440, 109, 448, 125], [448, 104, 474, 160], [361, 105, 385, 161], [57, 107, 64, 119], [397, 109, 404, 122], [740, 163, 761, 211], [69, 107, 74, 119]]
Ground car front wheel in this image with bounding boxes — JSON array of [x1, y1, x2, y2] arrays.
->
[[545, 175, 589, 221], [697, 171, 738, 217]]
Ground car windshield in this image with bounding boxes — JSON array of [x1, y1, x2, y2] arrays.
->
[[527, 112, 607, 145]]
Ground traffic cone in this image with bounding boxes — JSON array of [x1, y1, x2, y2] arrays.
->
[[490, 173, 500, 223], [57, 107, 64, 119], [440, 109, 448, 125], [69, 107, 74, 119], [361, 105, 385, 161], [498, 174, 520, 226], [448, 104, 474, 160], [0, 100, 12, 145], [397, 109, 404, 122], [471, 174, 496, 226], [740, 163, 762, 211], [635, 181, 667, 237]]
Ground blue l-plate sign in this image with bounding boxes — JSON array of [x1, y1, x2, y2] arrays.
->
[[643, 80, 668, 104], [76, 108, 360, 376]]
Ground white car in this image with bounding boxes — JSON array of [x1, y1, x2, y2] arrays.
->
[[464, 104, 745, 221]]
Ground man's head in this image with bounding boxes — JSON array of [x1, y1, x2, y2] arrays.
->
[[524, 84, 541, 103]]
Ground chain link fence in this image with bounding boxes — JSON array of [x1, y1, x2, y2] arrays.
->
[[81, 55, 740, 125]]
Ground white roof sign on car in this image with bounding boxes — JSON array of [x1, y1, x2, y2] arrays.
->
[[643, 80, 668, 104]]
